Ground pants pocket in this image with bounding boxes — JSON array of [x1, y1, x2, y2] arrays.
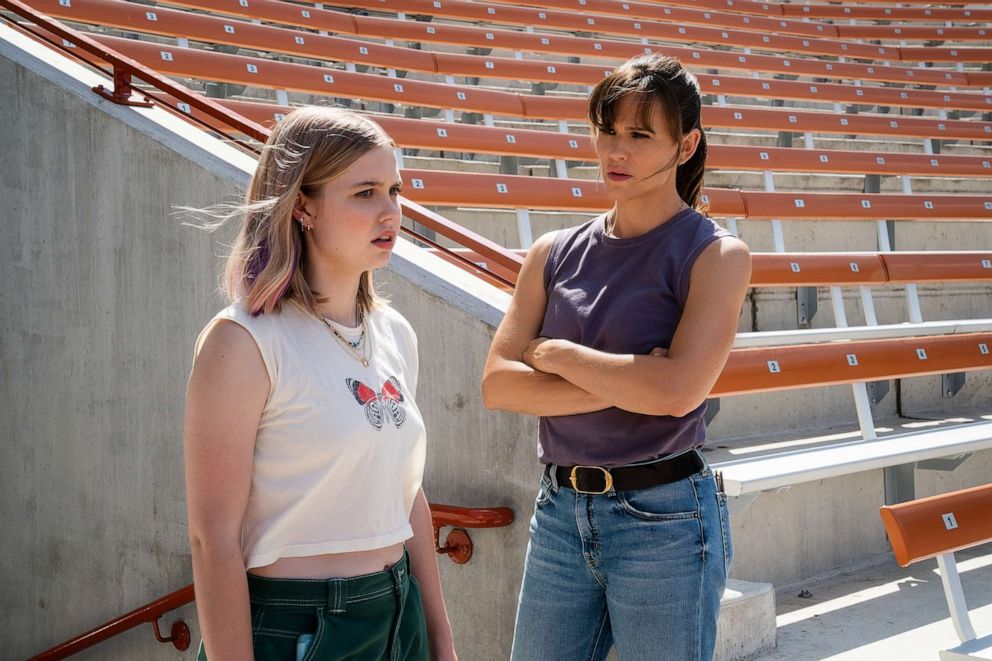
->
[[403, 576, 430, 660], [299, 608, 326, 661], [716, 491, 734, 577], [250, 605, 319, 661]]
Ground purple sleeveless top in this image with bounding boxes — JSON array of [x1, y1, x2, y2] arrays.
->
[[538, 207, 732, 467]]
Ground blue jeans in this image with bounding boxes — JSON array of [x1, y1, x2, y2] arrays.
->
[[511, 451, 733, 661]]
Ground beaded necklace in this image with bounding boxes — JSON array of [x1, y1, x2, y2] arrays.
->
[[318, 308, 371, 368]]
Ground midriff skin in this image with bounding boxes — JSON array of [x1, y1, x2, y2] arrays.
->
[[248, 543, 405, 579]]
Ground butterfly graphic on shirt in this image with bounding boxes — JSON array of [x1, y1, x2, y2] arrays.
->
[[345, 376, 407, 431]]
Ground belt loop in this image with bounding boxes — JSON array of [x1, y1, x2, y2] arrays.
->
[[326, 578, 347, 614], [694, 447, 708, 471], [547, 463, 560, 490], [391, 551, 408, 593]]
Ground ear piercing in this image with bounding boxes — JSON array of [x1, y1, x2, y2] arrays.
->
[[296, 209, 314, 232]]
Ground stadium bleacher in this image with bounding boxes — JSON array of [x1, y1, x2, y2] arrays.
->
[[2, 0, 990, 656]]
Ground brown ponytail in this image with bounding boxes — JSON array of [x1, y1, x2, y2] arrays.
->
[[676, 127, 706, 211]]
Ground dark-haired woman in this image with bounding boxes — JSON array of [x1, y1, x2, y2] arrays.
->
[[482, 54, 751, 660]]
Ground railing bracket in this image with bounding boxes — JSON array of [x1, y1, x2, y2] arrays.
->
[[152, 617, 190, 651], [92, 66, 153, 107], [428, 504, 513, 565], [435, 527, 473, 564]]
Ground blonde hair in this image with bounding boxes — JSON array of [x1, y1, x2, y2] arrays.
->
[[225, 107, 394, 316]]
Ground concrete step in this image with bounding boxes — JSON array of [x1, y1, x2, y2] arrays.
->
[[717, 580, 778, 661]]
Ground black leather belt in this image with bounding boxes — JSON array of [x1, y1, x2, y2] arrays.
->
[[548, 450, 705, 495]]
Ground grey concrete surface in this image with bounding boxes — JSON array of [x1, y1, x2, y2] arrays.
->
[[757, 545, 992, 660], [0, 26, 531, 660], [0, 26, 240, 661], [3, 22, 992, 661]]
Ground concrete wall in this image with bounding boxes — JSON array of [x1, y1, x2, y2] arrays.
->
[[3, 24, 991, 661], [0, 28, 244, 660], [0, 27, 530, 660]]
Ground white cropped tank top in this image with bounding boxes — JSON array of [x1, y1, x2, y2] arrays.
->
[[201, 300, 427, 570]]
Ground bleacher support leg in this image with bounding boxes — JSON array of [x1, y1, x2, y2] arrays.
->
[[942, 372, 966, 398], [796, 286, 817, 328], [516, 209, 533, 249], [883, 464, 915, 505], [864, 173, 881, 196], [936, 553, 978, 644], [866, 380, 889, 406]]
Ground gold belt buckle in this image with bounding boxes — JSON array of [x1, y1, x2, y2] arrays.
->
[[569, 465, 613, 495]]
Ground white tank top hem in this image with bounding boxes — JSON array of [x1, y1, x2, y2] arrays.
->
[[244, 526, 414, 570]]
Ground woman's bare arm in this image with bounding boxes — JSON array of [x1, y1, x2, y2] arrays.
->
[[524, 237, 751, 417], [481, 232, 612, 416], [185, 320, 269, 661], [407, 489, 456, 660]]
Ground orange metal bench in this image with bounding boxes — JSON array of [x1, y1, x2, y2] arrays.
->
[[34, 0, 992, 113], [62, 33, 991, 142], [399, 169, 992, 221], [493, 0, 992, 42], [211, 95, 992, 149], [713, 332, 992, 397], [321, 0, 992, 59], [153, 0, 992, 85], [880, 484, 992, 658], [433, 249, 992, 292]]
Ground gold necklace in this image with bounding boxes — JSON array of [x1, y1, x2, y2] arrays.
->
[[318, 310, 371, 368]]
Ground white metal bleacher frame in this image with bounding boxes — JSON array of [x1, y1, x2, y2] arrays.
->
[[712, 209, 992, 510]]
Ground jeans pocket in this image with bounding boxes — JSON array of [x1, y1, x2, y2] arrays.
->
[[616, 481, 700, 522], [716, 491, 734, 577]]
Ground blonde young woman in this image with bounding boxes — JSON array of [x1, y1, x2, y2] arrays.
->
[[483, 55, 752, 660], [184, 107, 455, 661]]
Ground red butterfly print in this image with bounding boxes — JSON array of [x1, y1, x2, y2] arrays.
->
[[345, 376, 406, 431]]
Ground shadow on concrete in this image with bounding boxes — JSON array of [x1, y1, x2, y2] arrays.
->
[[763, 545, 992, 659]]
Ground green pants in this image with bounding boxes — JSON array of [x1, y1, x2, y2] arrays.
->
[[197, 551, 429, 661]]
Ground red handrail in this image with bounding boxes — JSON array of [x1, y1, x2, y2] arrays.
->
[[401, 199, 525, 285], [28, 505, 513, 659], [430, 504, 516, 565], [28, 585, 196, 660], [0, 0, 266, 140], [1, 0, 525, 286]]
